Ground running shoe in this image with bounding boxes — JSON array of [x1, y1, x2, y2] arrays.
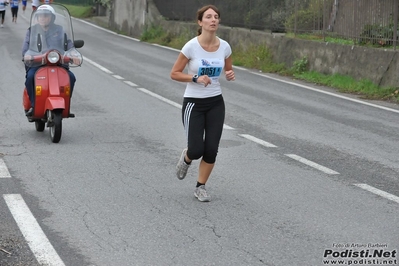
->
[[176, 148, 190, 180], [194, 185, 211, 202]]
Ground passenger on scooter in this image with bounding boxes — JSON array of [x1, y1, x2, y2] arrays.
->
[[21, 4, 80, 116]]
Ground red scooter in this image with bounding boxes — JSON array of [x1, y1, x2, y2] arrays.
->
[[22, 4, 83, 143]]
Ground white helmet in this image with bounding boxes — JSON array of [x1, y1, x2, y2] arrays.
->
[[35, 5, 56, 22]]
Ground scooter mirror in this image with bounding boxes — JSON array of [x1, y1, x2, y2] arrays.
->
[[74, 40, 84, 49]]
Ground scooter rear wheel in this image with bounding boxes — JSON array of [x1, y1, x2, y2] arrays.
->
[[50, 112, 62, 143]]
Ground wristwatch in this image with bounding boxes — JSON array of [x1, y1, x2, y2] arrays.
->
[[192, 74, 198, 83]]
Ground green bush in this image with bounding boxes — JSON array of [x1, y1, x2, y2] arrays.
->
[[284, 0, 330, 34], [292, 56, 308, 74], [140, 24, 174, 46], [285, 9, 317, 33]]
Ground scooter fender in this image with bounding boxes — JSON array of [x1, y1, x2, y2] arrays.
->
[[45, 97, 65, 111]]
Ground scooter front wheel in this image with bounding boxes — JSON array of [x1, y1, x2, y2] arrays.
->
[[35, 121, 45, 132], [50, 111, 62, 143]]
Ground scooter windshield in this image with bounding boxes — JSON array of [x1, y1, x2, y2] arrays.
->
[[24, 4, 82, 68]]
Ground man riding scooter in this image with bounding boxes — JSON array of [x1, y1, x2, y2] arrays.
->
[[22, 4, 80, 116]]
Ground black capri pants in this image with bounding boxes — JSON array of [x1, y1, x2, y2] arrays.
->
[[182, 94, 225, 164], [11, 7, 18, 18]]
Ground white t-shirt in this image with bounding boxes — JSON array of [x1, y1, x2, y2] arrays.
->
[[0, 0, 8, 11], [181, 36, 232, 98], [32, 0, 40, 7]]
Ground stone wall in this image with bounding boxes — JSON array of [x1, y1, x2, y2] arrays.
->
[[109, 0, 162, 37]]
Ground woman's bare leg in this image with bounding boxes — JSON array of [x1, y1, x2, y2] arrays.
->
[[197, 159, 214, 184]]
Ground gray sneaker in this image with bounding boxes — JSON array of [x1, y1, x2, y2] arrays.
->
[[194, 185, 211, 202], [176, 148, 190, 180]]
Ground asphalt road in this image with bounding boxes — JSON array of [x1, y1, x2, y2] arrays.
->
[[0, 7, 398, 266]]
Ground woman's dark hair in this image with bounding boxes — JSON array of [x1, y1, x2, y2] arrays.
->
[[196, 5, 220, 36]]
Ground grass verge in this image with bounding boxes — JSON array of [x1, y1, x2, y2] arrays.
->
[[64, 5, 93, 19], [294, 71, 399, 101]]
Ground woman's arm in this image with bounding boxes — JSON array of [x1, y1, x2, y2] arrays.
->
[[170, 52, 212, 86], [170, 52, 192, 82], [224, 55, 235, 81]]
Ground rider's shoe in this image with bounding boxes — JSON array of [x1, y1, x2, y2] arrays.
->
[[25, 107, 33, 117]]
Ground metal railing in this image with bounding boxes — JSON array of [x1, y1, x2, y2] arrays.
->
[[153, 0, 399, 49]]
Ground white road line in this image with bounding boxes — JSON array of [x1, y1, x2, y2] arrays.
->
[[355, 184, 399, 204], [138, 88, 182, 109], [285, 154, 340, 175], [0, 159, 11, 178], [252, 72, 399, 114], [77, 19, 141, 41], [83, 57, 113, 74], [137, 88, 235, 129], [233, 66, 248, 71], [124, 81, 138, 87], [82, 55, 236, 129], [3, 194, 66, 266], [112, 75, 124, 80], [151, 43, 180, 52], [77, 19, 121, 36], [238, 134, 277, 148]]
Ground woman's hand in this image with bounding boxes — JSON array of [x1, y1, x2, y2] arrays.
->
[[225, 70, 235, 81], [198, 75, 212, 87]]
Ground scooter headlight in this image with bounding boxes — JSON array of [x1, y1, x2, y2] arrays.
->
[[48, 51, 60, 64]]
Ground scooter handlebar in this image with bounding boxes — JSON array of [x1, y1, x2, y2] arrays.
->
[[63, 56, 71, 64], [23, 50, 82, 66], [23, 54, 45, 64], [63, 56, 82, 66]]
